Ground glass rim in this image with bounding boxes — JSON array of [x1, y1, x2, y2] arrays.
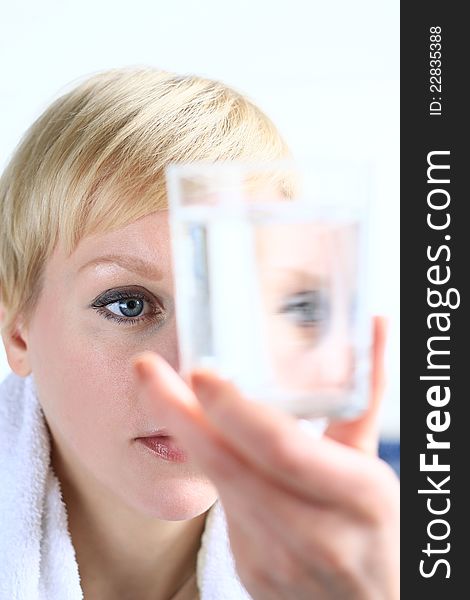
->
[[165, 156, 373, 217]]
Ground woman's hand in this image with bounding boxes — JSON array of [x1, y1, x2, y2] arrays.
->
[[132, 316, 399, 600]]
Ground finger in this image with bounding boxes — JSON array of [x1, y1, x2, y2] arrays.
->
[[185, 363, 387, 508], [132, 355, 340, 527], [134, 352, 393, 513], [132, 351, 257, 483], [132, 356, 327, 524], [325, 315, 388, 454]]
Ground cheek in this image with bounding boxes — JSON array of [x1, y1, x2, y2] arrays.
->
[[27, 295, 176, 449], [28, 310, 130, 457]]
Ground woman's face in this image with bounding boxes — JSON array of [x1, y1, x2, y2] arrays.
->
[[23, 209, 218, 520]]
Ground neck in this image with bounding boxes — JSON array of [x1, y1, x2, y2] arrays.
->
[[50, 437, 209, 600]]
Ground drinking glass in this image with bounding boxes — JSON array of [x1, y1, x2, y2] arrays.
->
[[165, 159, 372, 421]]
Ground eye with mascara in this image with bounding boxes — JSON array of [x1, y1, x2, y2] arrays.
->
[[90, 287, 166, 326], [277, 289, 329, 328]]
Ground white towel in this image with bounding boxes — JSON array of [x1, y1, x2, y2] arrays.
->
[[0, 371, 253, 600]]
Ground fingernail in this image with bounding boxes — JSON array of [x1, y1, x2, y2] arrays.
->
[[191, 369, 234, 409], [190, 372, 218, 408], [133, 360, 154, 383]]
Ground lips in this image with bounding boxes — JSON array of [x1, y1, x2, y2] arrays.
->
[[135, 433, 188, 463]]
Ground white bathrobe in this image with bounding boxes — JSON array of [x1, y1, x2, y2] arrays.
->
[[0, 371, 254, 600]]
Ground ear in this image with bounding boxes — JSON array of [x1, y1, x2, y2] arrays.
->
[[0, 306, 32, 377]]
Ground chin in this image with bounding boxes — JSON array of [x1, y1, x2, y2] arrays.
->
[[125, 478, 219, 521]]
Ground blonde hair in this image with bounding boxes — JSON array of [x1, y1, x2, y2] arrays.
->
[[0, 66, 290, 336]]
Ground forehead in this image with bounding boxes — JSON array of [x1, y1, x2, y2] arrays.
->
[[48, 210, 172, 282]]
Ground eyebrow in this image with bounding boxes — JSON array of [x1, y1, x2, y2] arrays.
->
[[78, 254, 164, 281]]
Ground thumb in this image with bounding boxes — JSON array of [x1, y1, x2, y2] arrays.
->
[[324, 315, 388, 455]]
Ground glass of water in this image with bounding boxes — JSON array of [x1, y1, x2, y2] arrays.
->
[[165, 159, 373, 421]]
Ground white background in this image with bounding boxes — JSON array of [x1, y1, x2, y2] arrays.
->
[[0, 0, 399, 436]]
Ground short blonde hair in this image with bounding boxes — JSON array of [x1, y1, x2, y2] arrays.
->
[[0, 66, 290, 336]]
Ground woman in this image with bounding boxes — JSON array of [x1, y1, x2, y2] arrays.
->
[[0, 67, 399, 599]]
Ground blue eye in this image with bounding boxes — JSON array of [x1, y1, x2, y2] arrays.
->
[[278, 290, 329, 327], [107, 297, 145, 318], [90, 288, 165, 326]]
